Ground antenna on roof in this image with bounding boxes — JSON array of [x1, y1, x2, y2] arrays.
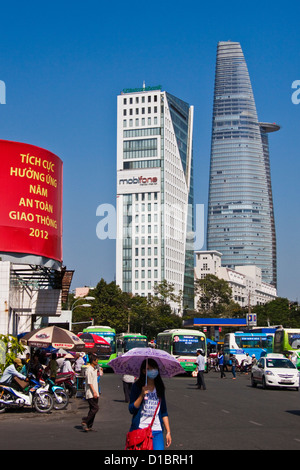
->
[[143, 81, 146, 90]]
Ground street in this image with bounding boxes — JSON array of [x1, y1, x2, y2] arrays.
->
[[1, 370, 300, 451]]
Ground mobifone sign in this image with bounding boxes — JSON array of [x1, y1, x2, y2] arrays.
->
[[117, 168, 160, 195]]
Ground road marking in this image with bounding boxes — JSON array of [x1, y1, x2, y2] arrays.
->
[[294, 439, 300, 443], [249, 421, 263, 426], [222, 409, 230, 414]]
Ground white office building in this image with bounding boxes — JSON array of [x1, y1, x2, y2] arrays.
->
[[116, 85, 194, 312], [194, 250, 277, 309]]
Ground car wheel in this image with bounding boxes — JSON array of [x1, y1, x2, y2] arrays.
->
[[251, 375, 257, 387], [262, 376, 267, 389]]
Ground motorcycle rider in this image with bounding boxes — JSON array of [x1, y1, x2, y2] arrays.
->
[[0, 358, 27, 386]]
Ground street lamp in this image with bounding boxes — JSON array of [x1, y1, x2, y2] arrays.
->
[[73, 303, 92, 310], [71, 296, 95, 329]]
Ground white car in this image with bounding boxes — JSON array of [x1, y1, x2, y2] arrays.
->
[[251, 353, 299, 390]]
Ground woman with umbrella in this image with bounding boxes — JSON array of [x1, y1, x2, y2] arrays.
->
[[128, 358, 171, 450], [109, 346, 184, 450]]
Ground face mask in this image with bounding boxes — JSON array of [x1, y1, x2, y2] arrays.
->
[[147, 369, 159, 379]]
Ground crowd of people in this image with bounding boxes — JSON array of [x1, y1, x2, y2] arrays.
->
[[204, 350, 258, 379], [0, 349, 98, 390]]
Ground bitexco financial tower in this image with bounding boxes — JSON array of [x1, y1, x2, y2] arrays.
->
[[207, 41, 279, 287]]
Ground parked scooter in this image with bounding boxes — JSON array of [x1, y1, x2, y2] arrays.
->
[[41, 374, 69, 410], [0, 373, 53, 414], [55, 372, 76, 397]]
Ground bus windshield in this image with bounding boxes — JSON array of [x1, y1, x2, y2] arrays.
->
[[173, 335, 205, 356], [93, 332, 116, 354], [124, 337, 147, 352]]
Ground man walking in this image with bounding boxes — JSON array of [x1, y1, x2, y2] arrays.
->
[[195, 349, 206, 390], [82, 353, 99, 432]]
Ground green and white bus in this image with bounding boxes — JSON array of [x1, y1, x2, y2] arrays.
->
[[117, 333, 148, 356], [83, 325, 117, 369], [273, 328, 300, 368], [156, 329, 207, 373]]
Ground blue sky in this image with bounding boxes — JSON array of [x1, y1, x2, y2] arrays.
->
[[0, 1, 299, 301]]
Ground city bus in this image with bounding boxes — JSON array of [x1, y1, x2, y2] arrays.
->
[[156, 329, 207, 373], [83, 325, 117, 369], [117, 333, 148, 355], [223, 332, 274, 366], [273, 328, 300, 368]]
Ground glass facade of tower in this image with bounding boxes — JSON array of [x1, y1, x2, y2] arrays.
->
[[207, 41, 278, 286]]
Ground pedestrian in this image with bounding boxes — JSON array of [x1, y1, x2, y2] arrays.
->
[[74, 353, 85, 373], [81, 353, 100, 432], [243, 353, 252, 374], [218, 351, 226, 378], [230, 354, 238, 379], [45, 353, 59, 382], [195, 349, 206, 390], [27, 352, 43, 381], [122, 374, 135, 402], [291, 353, 298, 367], [128, 358, 171, 450], [96, 363, 103, 395], [252, 354, 257, 367], [61, 356, 73, 373]]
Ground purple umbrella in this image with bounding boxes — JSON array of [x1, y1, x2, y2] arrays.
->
[[108, 347, 186, 377]]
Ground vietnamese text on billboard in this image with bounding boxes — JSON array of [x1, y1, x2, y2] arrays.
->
[[0, 140, 63, 262]]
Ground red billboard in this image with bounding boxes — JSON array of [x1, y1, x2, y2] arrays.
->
[[0, 140, 63, 262]]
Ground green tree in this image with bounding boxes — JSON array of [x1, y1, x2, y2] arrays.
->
[[254, 297, 300, 328], [153, 279, 182, 309], [195, 274, 233, 317]]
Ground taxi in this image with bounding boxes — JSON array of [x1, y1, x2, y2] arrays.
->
[[251, 353, 299, 390]]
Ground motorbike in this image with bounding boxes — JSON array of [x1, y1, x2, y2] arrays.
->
[[55, 372, 76, 398], [41, 375, 69, 410], [0, 373, 54, 414]]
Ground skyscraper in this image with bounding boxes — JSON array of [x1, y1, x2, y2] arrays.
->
[[207, 41, 279, 287], [116, 86, 194, 311]]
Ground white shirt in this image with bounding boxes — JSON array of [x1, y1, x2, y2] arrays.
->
[[0, 364, 26, 383], [85, 364, 99, 399], [75, 356, 85, 372], [244, 355, 252, 365], [196, 354, 205, 371], [62, 360, 73, 373]]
